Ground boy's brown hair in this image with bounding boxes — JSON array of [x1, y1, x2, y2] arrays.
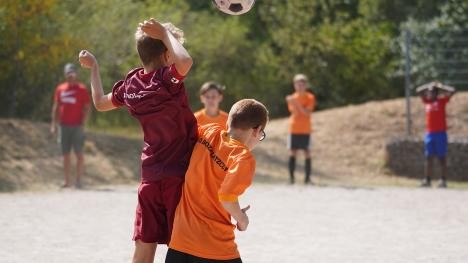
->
[[135, 23, 184, 66], [135, 28, 167, 66], [228, 99, 269, 130], [199, 81, 225, 96]]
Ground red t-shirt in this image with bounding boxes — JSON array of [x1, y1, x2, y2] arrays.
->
[[54, 82, 90, 126], [111, 65, 197, 183], [422, 97, 450, 132]]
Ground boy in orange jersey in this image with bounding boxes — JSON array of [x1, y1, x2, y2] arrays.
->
[[285, 73, 316, 184], [194, 81, 228, 129], [166, 99, 269, 263]]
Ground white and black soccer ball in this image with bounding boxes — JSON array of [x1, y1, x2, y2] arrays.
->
[[212, 0, 256, 16]]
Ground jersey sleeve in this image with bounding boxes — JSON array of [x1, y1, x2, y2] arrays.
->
[[54, 86, 60, 103], [161, 64, 185, 94], [218, 155, 256, 202], [307, 94, 316, 111], [111, 80, 126, 107]]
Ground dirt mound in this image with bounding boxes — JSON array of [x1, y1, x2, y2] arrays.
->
[[0, 119, 141, 191], [1, 92, 467, 191]]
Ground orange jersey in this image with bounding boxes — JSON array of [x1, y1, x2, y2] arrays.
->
[[287, 92, 316, 134], [169, 124, 255, 260], [194, 109, 229, 130]]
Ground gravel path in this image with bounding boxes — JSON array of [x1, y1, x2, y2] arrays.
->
[[1, 184, 467, 263]]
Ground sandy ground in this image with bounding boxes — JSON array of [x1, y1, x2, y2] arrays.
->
[[1, 184, 467, 263]]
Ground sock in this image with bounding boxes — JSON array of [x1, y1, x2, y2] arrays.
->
[[305, 158, 312, 182], [288, 156, 296, 183]]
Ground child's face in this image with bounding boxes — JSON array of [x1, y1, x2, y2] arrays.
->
[[424, 89, 437, 101], [65, 71, 77, 82], [293, 80, 307, 93], [201, 89, 223, 109]]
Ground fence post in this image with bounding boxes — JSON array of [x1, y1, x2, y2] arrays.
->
[[404, 29, 412, 137]]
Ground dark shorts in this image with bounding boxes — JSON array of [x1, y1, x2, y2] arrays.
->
[[424, 131, 448, 157], [165, 249, 242, 263], [59, 125, 85, 154], [287, 134, 311, 150], [133, 176, 184, 244]]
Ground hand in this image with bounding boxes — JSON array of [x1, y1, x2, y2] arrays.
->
[[285, 95, 294, 102], [50, 125, 56, 135], [236, 205, 250, 231], [79, 50, 97, 69], [139, 18, 167, 40]]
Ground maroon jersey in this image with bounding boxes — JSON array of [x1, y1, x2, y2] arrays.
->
[[111, 65, 197, 183]]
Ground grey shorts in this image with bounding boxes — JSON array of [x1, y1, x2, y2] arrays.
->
[[287, 134, 312, 150], [59, 125, 85, 154]]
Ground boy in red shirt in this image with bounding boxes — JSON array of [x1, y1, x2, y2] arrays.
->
[[417, 82, 456, 188], [285, 74, 316, 184], [50, 63, 91, 188], [79, 18, 197, 262], [167, 99, 269, 263], [193, 81, 228, 129]]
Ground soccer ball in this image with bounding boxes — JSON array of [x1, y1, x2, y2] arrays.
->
[[212, 0, 256, 15]]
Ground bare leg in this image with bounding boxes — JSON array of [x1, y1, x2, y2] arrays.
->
[[132, 240, 157, 263], [438, 157, 447, 188], [304, 150, 312, 184], [76, 153, 84, 188], [63, 153, 71, 187], [289, 150, 297, 184], [421, 156, 433, 187]]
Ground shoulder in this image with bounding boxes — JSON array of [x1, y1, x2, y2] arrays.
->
[[307, 92, 315, 99], [56, 82, 67, 91], [194, 109, 205, 118], [220, 110, 229, 117], [200, 123, 223, 136]]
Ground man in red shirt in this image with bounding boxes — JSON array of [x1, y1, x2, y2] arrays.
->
[[50, 63, 91, 188], [417, 82, 456, 188]]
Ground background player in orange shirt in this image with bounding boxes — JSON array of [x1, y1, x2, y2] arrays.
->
[[166, 99, 269, 263], [194, 81, 228, 129], [286, 73, 316, 184]]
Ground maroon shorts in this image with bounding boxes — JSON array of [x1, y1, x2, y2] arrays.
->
[[133, 176, 184, 244]]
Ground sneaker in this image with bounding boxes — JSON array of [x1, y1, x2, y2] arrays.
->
[[420, 178, 431, 187], [437, 180, 447, 188], [75, 180, 83, 189]]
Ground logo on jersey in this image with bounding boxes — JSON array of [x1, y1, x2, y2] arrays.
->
[[60, 90, 77, 104], [171, 77, 180, 84]]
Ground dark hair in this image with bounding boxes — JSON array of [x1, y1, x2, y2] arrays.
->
[[199, 81, 225, 96], [228, 99, 269, 130], [135, 28, 167, 66]]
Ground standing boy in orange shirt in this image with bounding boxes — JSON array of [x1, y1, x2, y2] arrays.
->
[[194, 81, 228, 129], [167, 99, 269, 263], [286, 73, 316, 184]]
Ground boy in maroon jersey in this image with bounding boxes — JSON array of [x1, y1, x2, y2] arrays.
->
[[79, 18, 197, 263]]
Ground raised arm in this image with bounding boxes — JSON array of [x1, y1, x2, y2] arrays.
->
[[140, 19, 193, 76], [78, 50, 116, 112]]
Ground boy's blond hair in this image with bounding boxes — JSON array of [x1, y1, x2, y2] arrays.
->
[[293, 73, 308, 83], [135, 22, 185, 66], [228, 99, 269, 130]]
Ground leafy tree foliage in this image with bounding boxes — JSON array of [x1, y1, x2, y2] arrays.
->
[[0, 0, 460, 125]]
